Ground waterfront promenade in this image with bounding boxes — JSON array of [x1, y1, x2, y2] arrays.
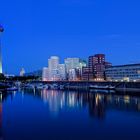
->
[[1, 80, 140, 93], [30, 81, 140, 93]]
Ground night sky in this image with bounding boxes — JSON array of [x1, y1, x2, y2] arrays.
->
[[0, 0, 140, 74]]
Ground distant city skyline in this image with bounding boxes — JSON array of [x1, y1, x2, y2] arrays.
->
[[1, 0, 140, 74]]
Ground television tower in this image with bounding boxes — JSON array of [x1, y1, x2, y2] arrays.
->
[[0, 24, 4, 74]]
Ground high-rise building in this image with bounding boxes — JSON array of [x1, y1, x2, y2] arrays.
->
[[48, 56, 60, 81], [42, 56, 66, 81], [65, 58, 80, 80], [82, 54, 112, 81], [58, 64, 66, 80], [89, 54, 106, 80], [0, 24, 4, 74], [48, 56, 59, 70], [42, 67, 49, 81], [79, 59, 87, 69], [76, 59, 87, 80], [68, 69, 76, 81], [65, 58, 80, 72]]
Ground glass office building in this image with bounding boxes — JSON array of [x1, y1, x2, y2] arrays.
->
[[105, 64, 140, 82]]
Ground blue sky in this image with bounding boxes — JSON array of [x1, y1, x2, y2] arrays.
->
[[0, 0, 140, 74]]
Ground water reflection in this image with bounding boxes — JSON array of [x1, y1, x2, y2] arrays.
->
[[0, 103, 3, 140], [0, 92, 9, 140], [21, 89, 140, 119], [0, 90, 140, 140]]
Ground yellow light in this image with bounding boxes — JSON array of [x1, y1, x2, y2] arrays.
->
[[0, 94, 2, 101]]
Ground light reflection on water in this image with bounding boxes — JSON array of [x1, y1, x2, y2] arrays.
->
[[0, 89, 140, 140], [26, 89, 140, 118]]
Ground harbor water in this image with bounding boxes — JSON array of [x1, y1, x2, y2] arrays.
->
[[1, 89, 140, 140]]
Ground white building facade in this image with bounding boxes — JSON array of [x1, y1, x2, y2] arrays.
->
[[42, 67, 49, 81], [20, 68, 25, 76], [65, 58, 80, 80], [42, 56, 85, 81], [48, 56, 60, 81], [58, 64, 66, 80]]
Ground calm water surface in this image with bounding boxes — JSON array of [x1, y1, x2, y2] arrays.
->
[[1, 89, 140, 140]]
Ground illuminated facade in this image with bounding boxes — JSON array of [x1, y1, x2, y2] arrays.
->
[[58, 64, 66, 80], [42, 67, 49, 81], [65, 58, 80, 80], [48, 56, 60, 81], [65, 58, 80, 72], [20, 68, 25, 76], [105, 64, 140, 82], [68, 69, 76, 81], [89, 54, 106, 80], [82, 54, 112, 81], [77, 59, 87, 80], [82, 67, 93, 81]]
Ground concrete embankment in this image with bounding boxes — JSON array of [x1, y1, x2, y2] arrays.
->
[[64, 82, 140, 93], [65, 85, 89, 91], [33, 81, 140, 93], [115, 88, 140, 93]]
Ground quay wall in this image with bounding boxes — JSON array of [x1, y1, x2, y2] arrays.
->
[[31, 81, 140, 92]]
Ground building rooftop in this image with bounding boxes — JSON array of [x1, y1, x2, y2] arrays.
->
[[107, 63, 140, 69]]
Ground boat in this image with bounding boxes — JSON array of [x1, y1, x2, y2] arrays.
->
[[14, 81, 22, 88], [43, 85, 49, 89], [50, 84, 59, 90], [36, 84, 44, 89]]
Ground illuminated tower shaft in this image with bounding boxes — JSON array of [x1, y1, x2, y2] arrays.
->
[[0, 33, 2, 73], [0, 25, 4, 74]]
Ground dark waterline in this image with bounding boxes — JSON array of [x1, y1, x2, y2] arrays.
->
[[0, 89, 140, 140]]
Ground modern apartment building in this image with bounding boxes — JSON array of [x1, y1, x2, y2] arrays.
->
[[82, 54, 111, 81]]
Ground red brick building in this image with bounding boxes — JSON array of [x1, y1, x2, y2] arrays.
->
[[82, 54, 112, 81]]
